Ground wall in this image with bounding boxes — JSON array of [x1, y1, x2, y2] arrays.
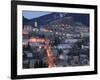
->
[[0, 0, 99, 80]]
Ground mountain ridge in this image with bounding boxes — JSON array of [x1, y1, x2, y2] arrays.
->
[[23, 13, 89, 27]]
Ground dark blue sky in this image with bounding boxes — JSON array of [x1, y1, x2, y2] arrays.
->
[[23, 11, 51, 19]]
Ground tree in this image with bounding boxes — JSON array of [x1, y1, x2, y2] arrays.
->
[[53, 37, 60, 46]]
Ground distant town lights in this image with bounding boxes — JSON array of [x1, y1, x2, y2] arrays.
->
[[56, 32, 58, 34]]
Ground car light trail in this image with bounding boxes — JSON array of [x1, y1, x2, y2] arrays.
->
[[28, 38, 57, 68]]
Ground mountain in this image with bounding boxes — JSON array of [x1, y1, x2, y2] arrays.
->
[[66, 13, 89, 26], [24, 13, 63, 26], [23, 12, 89, 27], [23, 16, 29, 25]]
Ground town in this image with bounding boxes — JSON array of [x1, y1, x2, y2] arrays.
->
[[22, 12, 90, 68]]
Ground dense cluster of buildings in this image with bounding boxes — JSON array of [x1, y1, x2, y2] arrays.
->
[[22, 13, 90, 68]]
